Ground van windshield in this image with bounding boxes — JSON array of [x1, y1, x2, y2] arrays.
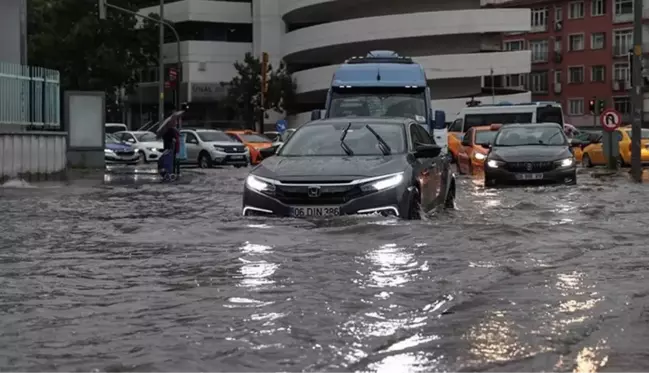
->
[[328, 87, 427, 123], [537, 106, 563, 124]]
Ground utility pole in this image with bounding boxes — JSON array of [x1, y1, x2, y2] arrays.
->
[[158, 0, 165, 125], [490, 67, 495, 104], [631, 0, 643, 182]]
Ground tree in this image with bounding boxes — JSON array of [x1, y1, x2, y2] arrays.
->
[[27, 0, 158, 96], [222, 53, 297, 131]]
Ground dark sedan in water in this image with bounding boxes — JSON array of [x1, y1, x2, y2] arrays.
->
[[242, 117, 457, 219], [484, 122, 577, 186]]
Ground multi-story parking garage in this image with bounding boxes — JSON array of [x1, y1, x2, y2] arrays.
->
[[132, 0, 533, 128]]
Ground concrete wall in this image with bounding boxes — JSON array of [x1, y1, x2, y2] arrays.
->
[[0, 132, 67, 182], [0, 0, 25, 65]]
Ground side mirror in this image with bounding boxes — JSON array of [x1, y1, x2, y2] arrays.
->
[[259, 145, 279, 160], [414, 144, 442, 158], [310, 109, 322, 121]]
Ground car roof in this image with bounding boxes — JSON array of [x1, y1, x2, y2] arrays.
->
[[183, 128, 224, 132], [473, 125, 497, 131], [500, 122, 563, 128], [306, 117, 413, 127]]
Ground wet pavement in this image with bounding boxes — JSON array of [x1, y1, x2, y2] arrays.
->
[[1, 166, 649, 371]]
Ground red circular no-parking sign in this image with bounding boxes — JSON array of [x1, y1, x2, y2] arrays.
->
[[599, 108, 622, 132]]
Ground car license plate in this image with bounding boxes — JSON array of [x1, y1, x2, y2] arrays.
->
[[515, 173, 544, 180], [290, 206, 341, 217], [230, 155, 244, 160]]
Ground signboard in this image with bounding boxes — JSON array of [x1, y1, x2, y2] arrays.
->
[[190, 83, 227, 102], [275, 119, 287, 134], [600, 108, 622, 132]]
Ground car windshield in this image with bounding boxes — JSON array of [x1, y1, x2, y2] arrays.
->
[[495, 126, 567, 146], [241, 134, 271, 143], [197, 131, 232, 142], [475, 130, 497, 145], [136, 132, 157, 142], [105, 135, 120, 144], [624, 129, 649, 139], [279, 122, 406, 156], [328, 87, 427, 123]]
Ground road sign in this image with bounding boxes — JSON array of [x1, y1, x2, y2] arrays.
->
[[600, 108, 622, 132], [275, 119, 287, 134]]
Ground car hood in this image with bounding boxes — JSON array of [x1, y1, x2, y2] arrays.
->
[[253, 156, 408, 182], [205, 141, 246, 149], [140, 141, 164, 148], [248, 142, 273, 149], [106, 143, 132, 151], [491, 145, 571, 162]]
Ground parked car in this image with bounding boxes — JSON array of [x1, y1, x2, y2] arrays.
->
[[225, 130, 274, 165], [114, 131, 165, 163], [105, 134, 139, 165], [180, 129, 249, 168]]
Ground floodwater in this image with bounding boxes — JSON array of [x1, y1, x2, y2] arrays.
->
[[1, 167, 649, 372]]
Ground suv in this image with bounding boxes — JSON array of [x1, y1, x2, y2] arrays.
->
[[180, 129, 250, 168]]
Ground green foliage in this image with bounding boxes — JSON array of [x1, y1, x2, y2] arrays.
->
[[28, 0, 158, 97], [222, 52, 296, 129]]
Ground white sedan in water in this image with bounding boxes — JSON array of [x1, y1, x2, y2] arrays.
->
[[114, 131, 165, 163]]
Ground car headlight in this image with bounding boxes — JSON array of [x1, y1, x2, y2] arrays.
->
[[361, 172, 404, 192], [104, 149, 115, 155], [146, 147, 156, 151], [556, 157, 574, 167], [486, 159, 504, 168], [213, 146, 225, 152], [245, 175, 275, 193], [474, 152, 486, 160]]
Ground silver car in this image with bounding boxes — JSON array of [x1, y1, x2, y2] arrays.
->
[[180, 129, 249, 168]]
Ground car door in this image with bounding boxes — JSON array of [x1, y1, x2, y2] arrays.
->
[[183, 132, 200, 162], [417, 124, 445, 207], [457, 128, 474, 174], [409, 124, 436, 209]]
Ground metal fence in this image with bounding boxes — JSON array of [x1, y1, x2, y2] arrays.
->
[[0, 61, 60, 128]]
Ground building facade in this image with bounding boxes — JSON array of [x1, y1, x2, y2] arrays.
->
[[499, 0, 649, 126], [131, 0, 533, 128]]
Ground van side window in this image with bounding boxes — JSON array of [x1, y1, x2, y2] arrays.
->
[[449, 119, 463, 132]]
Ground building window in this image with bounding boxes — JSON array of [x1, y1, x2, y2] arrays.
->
[[529, 71, 549, 93], [614, 62, 630, 82], [569, 34, 585, 51], [504, 40, 525, 51], [613, 29, 632, 56], [555, 6, 563, 21], [505, 74, 525, 87], [568, 98, 584, 115], [591, 32, 606, 49], [568, 66, 585, 83], [569, 1, 585, 18], [591, 65, 606, 82], [167, 22, 253, 43], [555, 70, 562, 84], [554, 39, 562, 52], [531, 8, 549, 30], [613, 96, 631, 113], [591, 0, 606, 15], [530, 40, 549, 62], [614, 0, 633, 16]]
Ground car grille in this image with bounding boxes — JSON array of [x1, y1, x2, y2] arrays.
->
[[505, 161, 555, 172], [274, 184, 363, 205], [116, 150, 135, 156], [223, 146, 245, 153]]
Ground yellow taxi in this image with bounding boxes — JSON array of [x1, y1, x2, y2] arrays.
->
[[581, 126, 649, 167], [456, 124, 501, 175]]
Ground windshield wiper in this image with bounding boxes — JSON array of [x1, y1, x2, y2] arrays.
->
[[340, 122, 354, 156], [365, 124, 391, 155]]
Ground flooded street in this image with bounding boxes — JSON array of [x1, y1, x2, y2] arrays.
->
[[2, 167, 649, 372]]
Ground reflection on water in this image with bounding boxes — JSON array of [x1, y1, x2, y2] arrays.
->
[[367, 351, 432, 373], [573, 340, 609, 373], [236, 242, 277, 289], [366, 243, 422, 288]]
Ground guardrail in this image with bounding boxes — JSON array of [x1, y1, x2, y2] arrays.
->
[[0, 61, 61, 128]]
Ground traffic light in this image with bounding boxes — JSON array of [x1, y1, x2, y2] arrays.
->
[[261, 52, 269, 95], [588, 98, 595, 114], [598, 99, 605, 114]]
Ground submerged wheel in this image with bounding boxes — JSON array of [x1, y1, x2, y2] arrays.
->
[[444, 183, 456, 209], [582, 154, 593, 168], [407, 187, 422, 220], [198, 152, 212, 168]]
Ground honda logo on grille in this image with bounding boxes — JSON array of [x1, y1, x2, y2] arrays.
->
[[526, 163, 533, 171], [307, 186, 321, 198]]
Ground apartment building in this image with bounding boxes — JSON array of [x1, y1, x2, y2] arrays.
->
[[496, 0, 649, 125]]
